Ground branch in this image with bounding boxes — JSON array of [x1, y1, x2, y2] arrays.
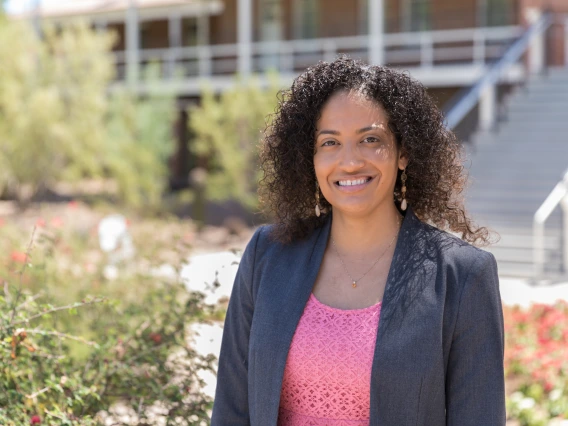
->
[[26, 386, 50, 399], [8, 297, 106, 328], [9, 226, 37, 324], [26, 329, 99, 348]]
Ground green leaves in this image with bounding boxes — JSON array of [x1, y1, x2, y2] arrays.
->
[[0, 21, 176, 209], [188, 73, 280, 209]]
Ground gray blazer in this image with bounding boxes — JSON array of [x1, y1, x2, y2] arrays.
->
[[211, 207, 505, 426]]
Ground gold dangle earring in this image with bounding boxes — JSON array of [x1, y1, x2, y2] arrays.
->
[[400, 169, 408, 211], [315, 183, 321, 217]]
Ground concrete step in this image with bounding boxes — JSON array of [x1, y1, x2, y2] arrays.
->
[[492, 233, 560, 249]]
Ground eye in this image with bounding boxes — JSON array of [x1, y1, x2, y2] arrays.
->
[[321, 139, 338, 147], [362, 136, 380, 143]]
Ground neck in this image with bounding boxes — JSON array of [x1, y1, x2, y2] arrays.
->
[[329, 205, 403, 258]]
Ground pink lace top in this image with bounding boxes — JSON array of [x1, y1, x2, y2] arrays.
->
[[278, 293, 382, 426]]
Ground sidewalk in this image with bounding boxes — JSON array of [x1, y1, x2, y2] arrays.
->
[[499, 277, 568, 307]]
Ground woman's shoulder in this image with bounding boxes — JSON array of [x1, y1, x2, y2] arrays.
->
[[410, 215, 496, 272]]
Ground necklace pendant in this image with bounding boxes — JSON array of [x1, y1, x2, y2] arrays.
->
[[352, 281, 357, 288]]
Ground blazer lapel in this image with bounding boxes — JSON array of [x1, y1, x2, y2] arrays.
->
[[369, 206, 439, 425], [249, 216, 331, 425]]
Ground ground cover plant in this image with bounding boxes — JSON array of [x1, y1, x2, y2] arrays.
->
[[504, 301, 568, 426], [0, 202, 217, 425]]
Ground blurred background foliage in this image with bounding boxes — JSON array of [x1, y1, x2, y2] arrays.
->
[[0, 16, 175, 211], [187, 74, 279, 211], [0, 208, 217, 425], [0, 8, 278, 216]]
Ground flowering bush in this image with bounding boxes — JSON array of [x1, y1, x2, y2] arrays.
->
[[504, 301, 568, 425], [0, 206, 217, 425]]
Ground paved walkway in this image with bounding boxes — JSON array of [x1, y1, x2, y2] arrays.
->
[[499, 277, 568, 307]]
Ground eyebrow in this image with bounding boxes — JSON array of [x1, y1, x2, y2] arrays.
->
[[316, 125, 385, 138]]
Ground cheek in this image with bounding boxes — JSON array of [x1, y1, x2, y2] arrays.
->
[[373, 144, 396, 161], [313, 153, 331, 177]]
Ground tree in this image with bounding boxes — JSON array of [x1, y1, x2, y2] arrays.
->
[[0, 19, 176, 210], [187, 74, 280, 211]]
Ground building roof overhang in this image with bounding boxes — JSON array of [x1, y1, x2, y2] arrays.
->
[[11, 0, 224, 23]]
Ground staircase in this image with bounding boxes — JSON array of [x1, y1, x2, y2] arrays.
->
[[465, 68, 568, 278]]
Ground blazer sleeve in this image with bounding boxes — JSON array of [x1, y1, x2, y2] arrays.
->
[[210, 227, 262, 426], [445, 250, 506, 426]]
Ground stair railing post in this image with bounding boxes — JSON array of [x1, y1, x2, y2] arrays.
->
[[565, 14, 568, 68], [561, 188, 568, 274], [534, 171, 568, 278], [526, 7, 545, 75], [478, 83, 496, 131], [533, 219, 545, 277]]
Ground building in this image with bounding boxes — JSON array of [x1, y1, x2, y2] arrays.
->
[[12, 0, 567, 183], [12, 0, 568, 278]]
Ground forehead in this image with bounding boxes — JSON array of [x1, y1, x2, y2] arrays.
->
[[316, 90, 389, 130]]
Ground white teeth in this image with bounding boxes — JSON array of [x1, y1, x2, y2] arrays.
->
[[337, 178, 369, 186]]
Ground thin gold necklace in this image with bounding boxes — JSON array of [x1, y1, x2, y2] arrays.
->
[[330, 221, 400, 289]]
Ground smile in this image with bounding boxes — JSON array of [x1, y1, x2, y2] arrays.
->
[[335, 177, 372, 187]]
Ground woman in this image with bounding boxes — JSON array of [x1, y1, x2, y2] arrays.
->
[[211, 56, 505, 426]]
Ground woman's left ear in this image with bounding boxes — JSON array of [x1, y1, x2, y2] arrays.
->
[[398, 152, 409, 171]]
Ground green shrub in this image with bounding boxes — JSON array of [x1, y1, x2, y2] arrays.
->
[[0, 214, 214, 425]]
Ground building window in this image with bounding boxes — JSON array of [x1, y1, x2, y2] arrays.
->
[[359, 0, 368, 35], [485, 0, 514, 27], [140, 22, 151, 49], [259, 0, 283, 41], [183, 17, 198, 46], [293, 0, 319, 39], [402, 0, 430, 32]]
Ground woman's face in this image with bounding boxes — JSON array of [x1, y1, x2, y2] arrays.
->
[[313, 90, 407, 219]]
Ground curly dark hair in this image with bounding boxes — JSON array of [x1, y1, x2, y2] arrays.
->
[[259, 56, 489, 246]]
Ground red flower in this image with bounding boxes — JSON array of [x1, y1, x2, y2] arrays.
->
[[149, 332, 162, 344], [10, 251, 27, 263], [35, 218, 46, 228], [30, 415, 41, 424], [68, 200, 78, 209], [50, 217, 64, 228]]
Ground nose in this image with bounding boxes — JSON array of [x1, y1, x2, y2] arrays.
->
[[339, 143, 365, 171]]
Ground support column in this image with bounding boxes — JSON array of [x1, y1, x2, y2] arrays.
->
[[168, 13, 182, 78], [32, 0, 42, 38], [562, 196, 568, 274], [526, 8, 544, 75], [169, 13, 182, 48], [238, 0, 253, 76], [126, 0, 140, 88], [368, 0, 384, 65], [478, 84, 496, 131], [198, 11, 212, 76], [565, 15, 568, 67]]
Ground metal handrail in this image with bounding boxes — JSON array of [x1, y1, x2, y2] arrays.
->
[[534, 170, 568, 277], [443, 13, 553, 129]]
